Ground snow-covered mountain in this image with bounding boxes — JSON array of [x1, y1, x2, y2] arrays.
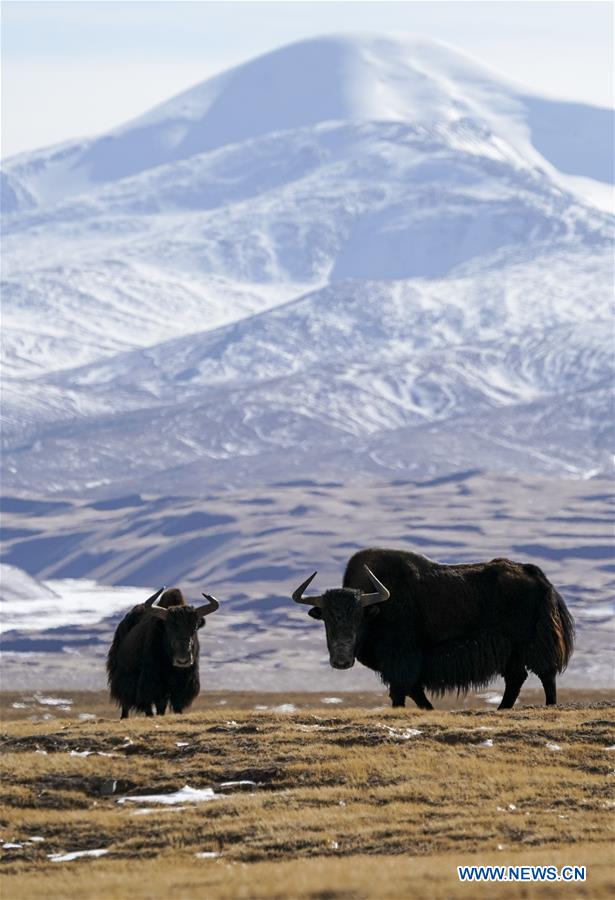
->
[[4, 34, 613, 207], [1, 34, 613, 495]]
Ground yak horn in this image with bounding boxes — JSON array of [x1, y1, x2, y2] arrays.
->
[[292, 572, 323, 607], [360, 566, 391, 607], [144, 586, 166, 608], [194, 593, 220, 617]]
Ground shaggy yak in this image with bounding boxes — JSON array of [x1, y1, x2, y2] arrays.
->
[[292, 548, 574, 710], [107, 587, 219, 718]]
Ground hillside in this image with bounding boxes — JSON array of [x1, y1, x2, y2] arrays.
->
[[1, 35, 613, 494], [1, 473, 612, 690]]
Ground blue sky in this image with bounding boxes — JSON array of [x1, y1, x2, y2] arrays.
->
[[2, 1, 613, 157]]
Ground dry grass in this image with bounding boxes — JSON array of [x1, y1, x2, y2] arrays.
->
[[0, 692, 613, 898]]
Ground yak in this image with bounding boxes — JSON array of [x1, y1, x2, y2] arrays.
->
[[292, 548, 574, 710], [107, 586, 220, 719]]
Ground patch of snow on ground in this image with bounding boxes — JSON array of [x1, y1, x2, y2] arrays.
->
[[49, 849, 109, 862], [35, 696, 72, 706], [118, 785, 220, 806], [378, 724, 422, 740], [219, 780, 257, 789], [479, 692, 504, 705], [130, 807, 187, 815]]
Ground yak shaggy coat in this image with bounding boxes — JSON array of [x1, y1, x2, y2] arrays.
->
[[107, 589, 205, 718], [343, 549, 574, 709]]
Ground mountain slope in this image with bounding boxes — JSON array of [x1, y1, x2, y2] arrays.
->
[[2, 114, 610, 379], [2, 246, 612, 494], [1, 34, 613, 494]]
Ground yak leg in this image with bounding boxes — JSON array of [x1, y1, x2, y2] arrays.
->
[[498, 654, 528, 710], [407, 685, 434, 710], [538, 670, 557, 706], [120, 705, 130, 720], [155, 700, 167, 716], [389, 685, 406, 708], [137, 660, 163, 718]]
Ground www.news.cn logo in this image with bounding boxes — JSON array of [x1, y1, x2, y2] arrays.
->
[[458, 865, 586, 883]]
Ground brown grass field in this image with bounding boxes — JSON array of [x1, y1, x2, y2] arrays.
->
[[1, 690, 614, 899]]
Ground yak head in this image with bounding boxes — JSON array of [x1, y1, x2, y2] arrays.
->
[[147, 592, 219, 668], [292, 567, 390, 669]]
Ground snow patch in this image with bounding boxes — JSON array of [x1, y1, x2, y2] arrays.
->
[[378, 724, 422, 740], [48, 849, 109, 863], [479, 692, 504, 705], [219, 780, 257, 790], [35, 696, 73, 708], [130, 807, 187, 815], [118, 785, 220, 806]]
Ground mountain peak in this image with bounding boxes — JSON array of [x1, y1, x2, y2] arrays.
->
[[3, 32, 612, 211], [124, 32, 508, 153], [136, 32, 501, 125]]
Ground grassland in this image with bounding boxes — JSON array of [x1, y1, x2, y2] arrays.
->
[[1, 691, 614, 899]]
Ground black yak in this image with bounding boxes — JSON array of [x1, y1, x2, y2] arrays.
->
[[107, 587, 220, 719], [292, 549, 574, 710]]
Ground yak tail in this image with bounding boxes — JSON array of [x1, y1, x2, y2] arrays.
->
[[525, 565, 575, 675]]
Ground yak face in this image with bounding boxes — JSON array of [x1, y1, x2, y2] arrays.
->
[[293, 567, 390, 670], [309, 589, 366, 669], [161, 607, 202, 668]]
